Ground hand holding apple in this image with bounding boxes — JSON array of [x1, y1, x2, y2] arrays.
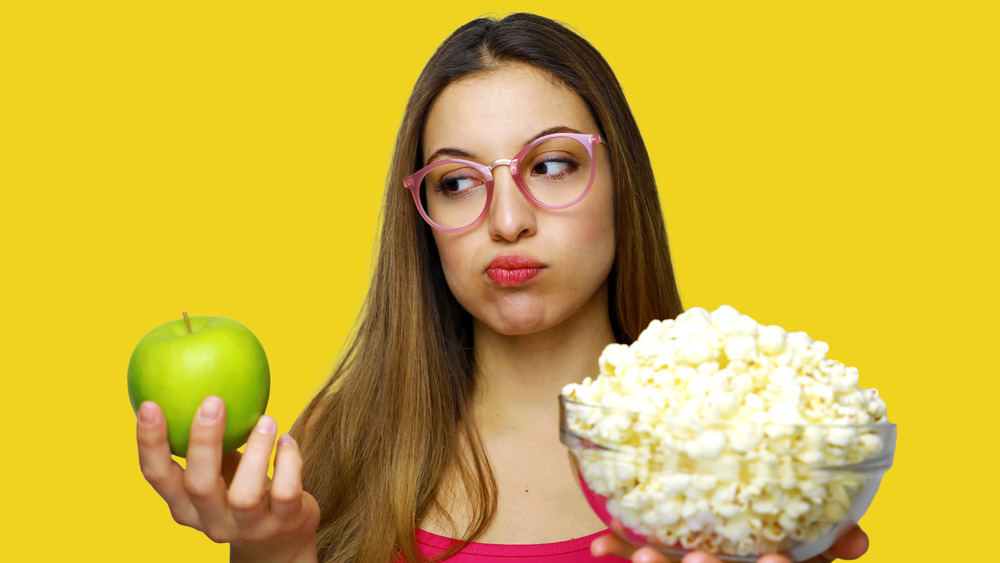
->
[[128, 312, 270, 456], [135, 393, 320, 559]]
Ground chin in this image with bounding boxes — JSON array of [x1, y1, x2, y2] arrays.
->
[[492, 320, 551, 337], [488, 313, 551, 336], [475, 303, 554, 337]]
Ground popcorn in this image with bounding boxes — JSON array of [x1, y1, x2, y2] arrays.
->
[[562, 305, 891, 557]]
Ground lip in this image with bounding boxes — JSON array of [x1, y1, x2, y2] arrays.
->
[[486, 254, 546, 287]]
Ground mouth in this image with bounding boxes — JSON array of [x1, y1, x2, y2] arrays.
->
[[486, 254, 545, 287]]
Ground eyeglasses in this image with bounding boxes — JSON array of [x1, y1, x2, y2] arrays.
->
[[403, 132, 607, 232]]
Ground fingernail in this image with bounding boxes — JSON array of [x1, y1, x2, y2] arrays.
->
[[256, 415, 276, 434], [138, 402, 156, 426], [199, 396, 221, 422], [278, 434, 296, 447]]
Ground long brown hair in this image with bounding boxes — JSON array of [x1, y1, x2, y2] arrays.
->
[[289, 13, 683, 562]]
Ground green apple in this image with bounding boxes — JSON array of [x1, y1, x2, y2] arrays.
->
[[128, 313, 270, 457]]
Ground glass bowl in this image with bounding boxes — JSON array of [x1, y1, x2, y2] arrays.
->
[[559, 395, 896, 562]]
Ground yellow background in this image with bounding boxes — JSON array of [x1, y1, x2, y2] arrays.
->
[[2, 1, 996, 561]]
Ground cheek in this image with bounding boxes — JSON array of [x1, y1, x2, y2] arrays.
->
[[587, 215, 617, 279], [576, 183, 617, 269], [431, 234, 472, 296]]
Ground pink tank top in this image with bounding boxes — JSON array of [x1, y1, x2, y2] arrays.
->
[[414, 529, 628, 561]]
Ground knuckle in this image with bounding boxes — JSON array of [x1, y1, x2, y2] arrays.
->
[[187, 428, 220, 447], [239, 525, 274, 543], [246, 436, 276, 455], [140, 466, 164, 485], [228, 490, 264, 511], [183, 478, 217, 500], [136, 430, 162, 447], [203, 527, 236, 544], [270, 483, 300, 504], [169, 507, 195, 527]]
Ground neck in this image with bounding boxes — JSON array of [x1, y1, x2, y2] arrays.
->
[[470, 285, 616, 431]]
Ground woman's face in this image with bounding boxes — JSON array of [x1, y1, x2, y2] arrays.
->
[[421, 63, 616, 337]]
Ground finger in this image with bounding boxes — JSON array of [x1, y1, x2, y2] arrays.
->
[[755, 555, 792, 563], [591, 531, 635, 558], [633, 545, 675, 562], [682, 551, 725, 563], [229, 415, 278, 530], [269, 434, 305, 524], [136, 401, 201, 528], [822, 525, 869, 561], [183, 396, 236, 541]]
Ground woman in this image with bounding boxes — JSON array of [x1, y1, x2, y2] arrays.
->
[[135, 13, 870, 563]]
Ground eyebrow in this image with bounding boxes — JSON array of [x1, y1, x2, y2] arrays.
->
[[424, 125, 583, 166]]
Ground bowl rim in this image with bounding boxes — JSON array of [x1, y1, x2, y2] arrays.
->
[[558, 394, 896, 431]]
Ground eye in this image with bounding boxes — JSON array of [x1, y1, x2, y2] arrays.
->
[[431, 172, 484, 197], [530, 157, 579, 179]]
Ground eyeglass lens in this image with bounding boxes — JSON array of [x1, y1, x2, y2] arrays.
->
[[420, 136, 594, 230]]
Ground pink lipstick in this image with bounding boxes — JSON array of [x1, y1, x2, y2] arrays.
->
[[486, 255, 545, 287]]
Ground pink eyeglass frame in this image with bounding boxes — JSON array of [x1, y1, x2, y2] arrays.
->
[[403, 132, 606, 233]]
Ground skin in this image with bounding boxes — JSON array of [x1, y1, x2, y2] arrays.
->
[[134, 61, 869, 563]]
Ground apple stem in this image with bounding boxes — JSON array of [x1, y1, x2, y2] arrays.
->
[[183, 311, 192, 334]]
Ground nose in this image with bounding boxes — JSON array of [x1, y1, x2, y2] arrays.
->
[[487, 162, 536, 242]]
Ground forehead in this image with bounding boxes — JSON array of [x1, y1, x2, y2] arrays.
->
[[422, 63, 598, 161]]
